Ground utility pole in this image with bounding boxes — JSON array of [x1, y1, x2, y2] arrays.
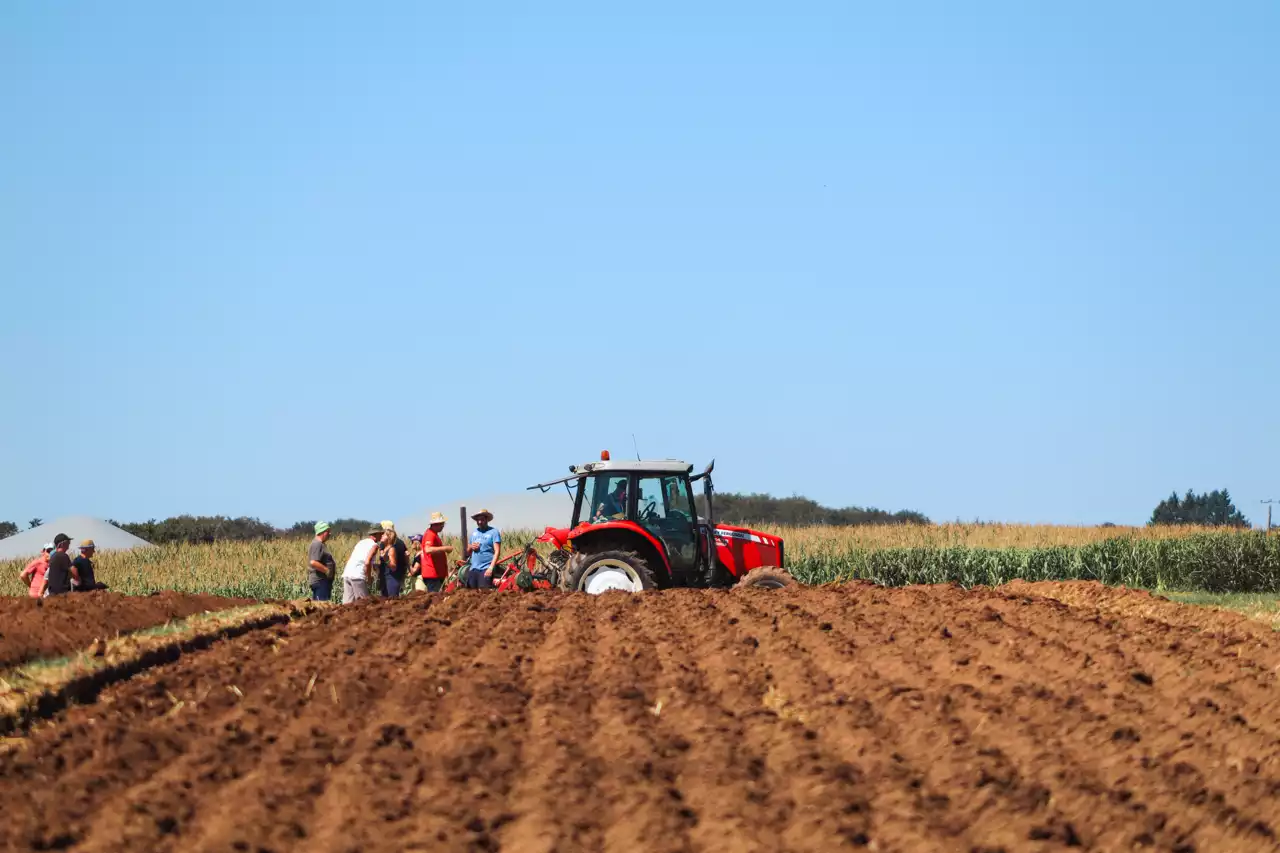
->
[[1263, 499, 1275, 536]]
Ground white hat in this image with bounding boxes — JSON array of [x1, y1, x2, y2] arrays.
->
[[41, 542, 54, 552]]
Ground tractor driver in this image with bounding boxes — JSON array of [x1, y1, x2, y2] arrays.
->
[[596, 479, 629, 521]]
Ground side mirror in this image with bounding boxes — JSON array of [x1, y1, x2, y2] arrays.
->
[[690, 459, 715, 482]]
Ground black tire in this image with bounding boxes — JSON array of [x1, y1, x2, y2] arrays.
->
[[733, 567, 797, 590], [563, 550, 657, 594]]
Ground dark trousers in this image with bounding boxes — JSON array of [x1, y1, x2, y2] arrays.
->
[[381, 570, 404, 598], [465, 566, 493, 589], [311, 577, 333, 601]]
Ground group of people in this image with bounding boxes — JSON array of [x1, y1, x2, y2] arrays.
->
[[306, 509, 503, 603], [18, 533, 109, 598]]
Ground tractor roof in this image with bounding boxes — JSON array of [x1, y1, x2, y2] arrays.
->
[[572, 459, 693, 475], [529, 455, 713, 492]]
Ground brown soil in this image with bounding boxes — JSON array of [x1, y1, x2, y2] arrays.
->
[[0, 591, 254, 671], [1, 583, 1278, 852]]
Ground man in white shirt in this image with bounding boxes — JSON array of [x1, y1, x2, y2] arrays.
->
[[342, 525, 385, 604]]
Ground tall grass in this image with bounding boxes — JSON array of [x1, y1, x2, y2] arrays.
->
[[2, 525, 1276, 598]]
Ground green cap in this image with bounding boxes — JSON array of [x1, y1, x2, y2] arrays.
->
[[314, 521, 331, 535]]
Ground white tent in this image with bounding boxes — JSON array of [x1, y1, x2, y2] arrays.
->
[[0, 516, 153, 561], [395, 489, 575, 538]]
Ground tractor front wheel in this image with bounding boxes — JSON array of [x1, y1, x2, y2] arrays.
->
[[564, 550, 656, 594], [734, 567, 797, 590]]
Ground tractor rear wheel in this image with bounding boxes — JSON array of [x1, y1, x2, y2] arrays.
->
[[564, 550, 656, 594], [734, 567, 796, 590]]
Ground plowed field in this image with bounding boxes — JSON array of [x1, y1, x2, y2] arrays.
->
[[2, 583, 1278, 852], [0, 591, 253, 670]]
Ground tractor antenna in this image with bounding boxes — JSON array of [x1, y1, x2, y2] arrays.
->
[[632, 433, 641, 460]]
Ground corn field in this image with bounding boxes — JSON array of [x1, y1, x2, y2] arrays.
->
[[2, 525, 1277, 598]]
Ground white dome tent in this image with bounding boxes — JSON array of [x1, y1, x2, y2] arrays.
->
[[0, 516, 153, 561]]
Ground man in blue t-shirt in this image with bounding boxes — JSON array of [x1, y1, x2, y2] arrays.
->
[[466, 509, 502, 589]]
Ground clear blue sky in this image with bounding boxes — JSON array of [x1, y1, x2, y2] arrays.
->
[[2, 1, 1277, 528]]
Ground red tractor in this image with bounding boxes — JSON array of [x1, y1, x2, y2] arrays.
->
[[529, 452, 796, 593]]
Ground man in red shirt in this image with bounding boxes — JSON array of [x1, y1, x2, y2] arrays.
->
[[413, 512, 453, 592]]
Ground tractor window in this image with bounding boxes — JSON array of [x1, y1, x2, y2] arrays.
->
[[583, 474, 630, 523], [637, 475, 698, 577], [663, 477, 694, 520]]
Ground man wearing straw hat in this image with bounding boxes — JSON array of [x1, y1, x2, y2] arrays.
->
[[465, 508, 502, 589], [413, 512, 454, 593], [307, 522, 337, 601], [72, 539, 108, 592]]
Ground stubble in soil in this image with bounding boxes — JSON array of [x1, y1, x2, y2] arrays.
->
[[0, 591, 254, 671]]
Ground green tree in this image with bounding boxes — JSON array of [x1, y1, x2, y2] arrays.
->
[[28, 517, 43, 529], [1149, 489, 1250, 528], [0, 521, 18, 539], [698, 492, 929, 526]]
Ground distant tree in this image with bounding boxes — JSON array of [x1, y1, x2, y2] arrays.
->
[[28, 517, 42, 529], [1149, 489, 1250, 528], [330, 518, 375, 535], [288, 518, 372, 536], [111, 515, 377, 544], [699, 492, 930, 526], [1099, 522, 1117, 528], [0, 521, 18, 539]]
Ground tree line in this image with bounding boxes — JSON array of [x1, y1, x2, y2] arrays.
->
[[708, 493, 931, 526], [104, 516, 379, 544], [0, 488, 1265, 543], [0, 516, 374, 545]]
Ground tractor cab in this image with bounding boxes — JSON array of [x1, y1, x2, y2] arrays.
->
[[530, 452, 794, 593]]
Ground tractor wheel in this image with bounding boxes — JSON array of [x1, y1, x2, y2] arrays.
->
[[563, 550, 656, 594], [734, 567, 796, 590]]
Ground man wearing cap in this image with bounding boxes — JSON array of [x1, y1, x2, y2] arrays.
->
[[307, 522, 338, 601], [466, 509, 502, 589], [19, 544, 53, 599], [72, 539, 108, 592], [414, 512, 454, 593], [341, 526, 385, 604], [39, 534, 76, 597]]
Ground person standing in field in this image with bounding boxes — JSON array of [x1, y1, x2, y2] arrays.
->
[[72, 539, 108, 592], [408, 533, 423, 578], [341, 526, 384, 604], [19, 544, 53, 598], [414, 512, 454, 592], [466, 509, 502, 589], [379, 522, 409, 598], [40, 533, 76, 597], [307, 521, 337, 601]]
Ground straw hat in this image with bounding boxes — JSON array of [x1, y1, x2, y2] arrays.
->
[[471, 508, 494, 521], [79, 539, 96, 550], [428, 512, 447, 525]]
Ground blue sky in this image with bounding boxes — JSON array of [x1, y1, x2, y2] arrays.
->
[[2, 1, 1277, 528]]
